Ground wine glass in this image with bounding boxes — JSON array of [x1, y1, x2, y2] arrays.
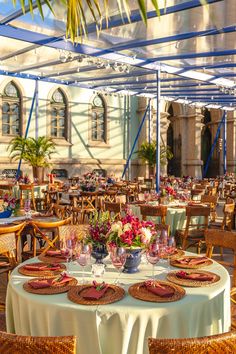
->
[[110, 246, 126, 285], [76, 243, 91, 284], [24, 199, 31, 219], [60, 239, 73, 272], [165, 236, 176, 271], [146, 242, 160, 279]]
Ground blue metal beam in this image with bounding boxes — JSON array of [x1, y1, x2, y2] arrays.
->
[[110, 24, 234, 52], [93, 80, 213, 88], [86, 0, 222, 34], [178, 62, 236, 72], [156, 70, 161, 193], [142, 49, 236, 64], [42, 65, 106, 78]]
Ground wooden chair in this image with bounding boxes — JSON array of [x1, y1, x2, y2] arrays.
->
[[205, 228, 236, 286], [103, 201, 123, 220], [0, 332, 76, 354], [80, 191, 98, 222], [155, 223, 170, 237], [231, 288, 236, 330], [140, 205, 167, 224], [148, 331, 236, 354], [22, 217, 72, 259], [52, 204, 70, 219], [0, 222, 26, 270], [209, 199, 235, 231], [70, 206, 83, 225], [19, 184, 37, 211], [176, 206, 210, 253], [191, 189, 205, 201], [200, 195, 218, 222]]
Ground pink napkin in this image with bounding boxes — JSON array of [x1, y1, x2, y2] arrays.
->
[[28, 279, 52, 289], [83, 281, 108, 300], [46, 250, 61, 256], [175, 257, 208, 266], [176, 271, 214, 281], [28, 273, 73, 289], [24, 263, 62, 271], [145, 281, 174, 298]]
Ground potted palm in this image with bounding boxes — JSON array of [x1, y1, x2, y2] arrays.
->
[[136, 141, 173, 178], [7, 136, 56, 183]]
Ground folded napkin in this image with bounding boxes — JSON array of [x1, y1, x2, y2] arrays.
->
[[175, 257, 208, 266], [145, 281, 174, 298], [176, 271, 214, 281], [82, 281, 108, 300], [28, 279, 52, 289], [28, 273, 73, 289], [24, 263, 62, 271], [46, 250, 67, 259]]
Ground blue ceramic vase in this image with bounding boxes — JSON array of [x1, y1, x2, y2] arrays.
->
[[91, 244, 108, 264], [123, 248, 142, 274], [0, 209, 12, 218]]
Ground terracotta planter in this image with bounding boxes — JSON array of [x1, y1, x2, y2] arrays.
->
[[32, 167, 44, 183]]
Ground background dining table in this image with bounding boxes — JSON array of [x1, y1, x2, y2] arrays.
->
[[6, 253, 231, 354]]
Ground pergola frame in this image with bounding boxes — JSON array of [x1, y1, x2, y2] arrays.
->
[[0, 0, 234, 189]]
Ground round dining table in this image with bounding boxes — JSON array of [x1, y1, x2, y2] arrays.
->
[[6, 253, 231, 354]]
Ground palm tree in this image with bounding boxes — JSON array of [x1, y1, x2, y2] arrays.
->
[[7, 136, 56, 182], [137, 141, 173, 178], [11, 1, 207, 43]]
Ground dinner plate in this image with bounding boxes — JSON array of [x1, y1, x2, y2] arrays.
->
[[170, 256, 213, 269], [18, 262, 66, 277]]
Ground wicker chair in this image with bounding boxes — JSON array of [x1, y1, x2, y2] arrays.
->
[[140, 205, 167, 224], [205, 228, 236, 286], [148, 331, 236, 354], [59, 224, 89, 242], [209, 199, 235, 231], [103, 201, 123, 220], [0, 222, 26, 268], [0, 332, 76, 354], [200, 195, 218, 222], [231, 288, 236, 330]]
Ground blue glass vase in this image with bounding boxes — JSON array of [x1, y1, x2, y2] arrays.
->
[[123, 248, 142, 274], [0, 209, 12, 218], [91, 244, 108, 264]]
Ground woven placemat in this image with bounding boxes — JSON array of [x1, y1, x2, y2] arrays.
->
[[67, 284, 125, 305], [128, 281, 185, 303], [170, 256, 213, 269], [166, 270, 220, 287], [23, 277, 77, 295], [161, 249, 185, 260], [18, 262, 66, 277], [38, 254, 67, 264]]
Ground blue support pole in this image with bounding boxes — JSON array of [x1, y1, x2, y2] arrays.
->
[[223, 111, 227, 174], [35, 79, 39, 139], [122, 99, 151, 179], [203, 111, 226, 178], [16, 80, 37, 178], [156, 69, 161, 193], [148, 103, 151, 144]]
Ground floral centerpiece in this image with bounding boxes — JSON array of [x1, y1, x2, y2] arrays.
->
[[87, 211, 113, 264], [17, 174, 31, 184], [80, 172, 98, 192], [0, 193, 16, 218], [107, 214, 156, 273]]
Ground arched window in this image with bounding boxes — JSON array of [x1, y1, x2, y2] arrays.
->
[[91, 94, 106, 142], [2, 81, 21, 136], [50, 88, 67, 139]]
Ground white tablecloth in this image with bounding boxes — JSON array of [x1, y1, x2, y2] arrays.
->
[[6, 254, 231, 354]]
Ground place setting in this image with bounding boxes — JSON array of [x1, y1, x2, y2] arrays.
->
[[18, 262, 66, 277], [170, 256, 213, 269], [23, 272, 78, 295], [166, 270, 220, 287]]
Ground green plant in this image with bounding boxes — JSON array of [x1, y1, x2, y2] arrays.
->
[[7, 136, 56, 167], [136, 141, 173, 177]]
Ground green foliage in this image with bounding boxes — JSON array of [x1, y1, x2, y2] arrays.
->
[[7, 136, 56, 167], [136, 141, 173, 167]]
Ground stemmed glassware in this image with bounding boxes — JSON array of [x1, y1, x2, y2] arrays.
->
[[60, 238, 73, 272], [24, 199, 31, 219], [165, 236, 176, 271], [110, 246, 127, 285], [76, 243, 91, 284], [146, 241, 160, 279]]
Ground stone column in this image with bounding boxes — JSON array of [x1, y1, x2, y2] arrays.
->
[[179, 107, 204, 178]]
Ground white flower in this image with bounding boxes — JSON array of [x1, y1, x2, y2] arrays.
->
[[140, 227, 152, 244], [123, 223, 132, 232], [111, 221, 123, 233]]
